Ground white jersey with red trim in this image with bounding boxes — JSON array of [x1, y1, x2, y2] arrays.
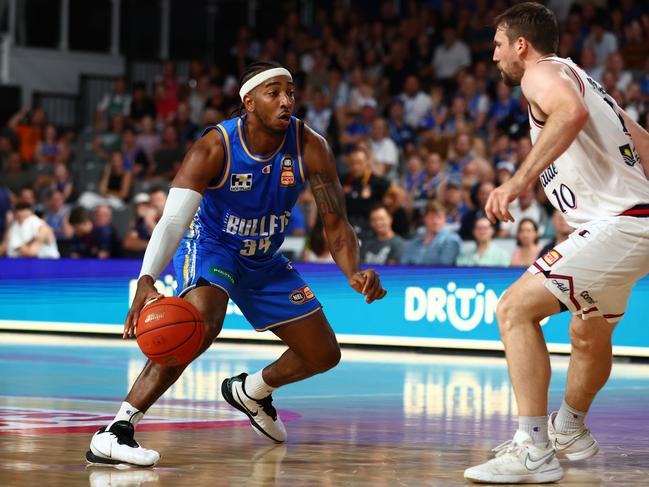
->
[[528, 56, 649, 227]]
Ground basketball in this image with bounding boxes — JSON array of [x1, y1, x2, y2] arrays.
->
[[136, 297, 205, 366]]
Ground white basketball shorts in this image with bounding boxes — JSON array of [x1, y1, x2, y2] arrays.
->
[[528, 216, 649, 323]]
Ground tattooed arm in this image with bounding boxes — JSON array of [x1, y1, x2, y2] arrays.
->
[[303, 125, 386, 303]]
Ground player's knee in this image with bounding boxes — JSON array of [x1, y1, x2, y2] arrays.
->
[[569, 322, 609, 355], [496, 292, 519, 337], [310, 344, 341, 373]]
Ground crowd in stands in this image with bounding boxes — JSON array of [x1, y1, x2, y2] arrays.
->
[[1, 0, 649, 268]]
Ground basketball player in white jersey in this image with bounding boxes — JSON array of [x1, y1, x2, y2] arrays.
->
[[464, 3, 649, 483]]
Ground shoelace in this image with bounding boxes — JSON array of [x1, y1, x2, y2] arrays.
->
[[256, 396, 278, 421], [492, 440, 524, 458], [107, 421, 140, 448]]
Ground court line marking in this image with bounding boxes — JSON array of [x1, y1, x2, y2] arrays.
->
[[3, 321, 649, 357]]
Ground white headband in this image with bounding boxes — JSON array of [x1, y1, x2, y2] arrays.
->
[[239, 68, 293, 101]]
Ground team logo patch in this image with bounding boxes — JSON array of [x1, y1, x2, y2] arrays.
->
[[280, 155, 295, 187], [230, 173, 253, 192], [289, 285, 315, 304], [619, 144, 636, 167], [262, 164, 272, 174], [542, 249, 562, 267]]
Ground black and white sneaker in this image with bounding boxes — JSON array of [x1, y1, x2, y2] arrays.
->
[[221, 373, 287, 443], [86, 421, 160, 467]]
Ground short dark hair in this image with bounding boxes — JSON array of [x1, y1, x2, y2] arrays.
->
[[494, 2, 559, 55], [14, 202, 31, 212], [69, 206, 90, 225], [516, 217, 540, 246]]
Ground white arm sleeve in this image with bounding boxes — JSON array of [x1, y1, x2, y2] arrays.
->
[[138, 187, 203, 281]]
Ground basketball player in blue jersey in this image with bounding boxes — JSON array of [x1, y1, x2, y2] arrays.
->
[[86, 61, 387, 467]]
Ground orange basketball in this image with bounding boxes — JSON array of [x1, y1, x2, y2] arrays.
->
[[136, 297, 205, 366]]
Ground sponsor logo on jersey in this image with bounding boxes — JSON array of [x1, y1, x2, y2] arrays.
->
[[144, 312, 164, 323], [230, 173, 253, 191], [209, 266, 236, 284], [280, 155, 295, 186], [225, 210, 291, 237], [619, 144, 637, 167], [542, 249, 562, 267], [540, 163, 558, 188], [289, 285, 315, 304], [262, 164, 272, 174], [551, 279, 570, 294]]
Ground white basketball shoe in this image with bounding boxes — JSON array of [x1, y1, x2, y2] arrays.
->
[[464, 430, 563, 484], [86, 421, 160, 467], [548, 411, 599, 461], [221, 373, 287, 443]]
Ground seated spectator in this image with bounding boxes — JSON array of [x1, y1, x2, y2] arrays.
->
[[304, 88, 333, 138], [488, 82, 518, 132], [342, 146, 391, 236], [174, 102, 200, 149], [433, 26, 471, 83], [399, 75, 432, 130], [129, 82, 156, 126], [0, 153, 35, 196], [538, 210, 574, 258], [43, 189, 72, 241], [369, 118, 399, 178], [456, 217, 510, 267], [2, 202, 59, 258], [459, 180, 496, 240], [510, 218, 541, 267], [121, 128, 150, 179], [340, 98, 377, 148], [96, 78, 131, 123], [8, 106, 46, 163], [459, 74, 489, 133], [499, 182, 547, 237], [78, 152, 133, 210], [413, 152, 447, 212], [402, 154, 426, 195], [153, 125, 185, 181], [68, 206, 119, 259], [438, 175, 469, 232], [583, 16, 618, 67], [34, 124, 68, 168], [447, 132, 492, 182], [401, 200, 461, 266], [383, 185, 411, 238], [0, 184, 11, 238], [303, 219, 334, 263], [136, 116, 161, 163], [361, 205, 405, 265], [122, 192, 159, 258], [495, 160, 516, 185], [387, 98, 416, 152]]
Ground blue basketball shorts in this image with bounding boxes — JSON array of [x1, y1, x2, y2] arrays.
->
[[173, 241, 322, 332]]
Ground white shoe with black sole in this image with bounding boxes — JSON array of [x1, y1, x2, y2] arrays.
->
[[221, 373, 287, 443], [464, 430, 563, 484], [86, 421, 160, 467]]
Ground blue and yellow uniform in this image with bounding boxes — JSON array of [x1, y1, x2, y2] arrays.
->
[[173, 116, 322, 331]]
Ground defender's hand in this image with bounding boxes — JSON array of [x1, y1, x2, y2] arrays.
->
[[349, 269, 387, 304], [124, 276, 163, 338], [485, 179, 521, 224]]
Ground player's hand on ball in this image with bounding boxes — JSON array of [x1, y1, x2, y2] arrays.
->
[[124, 276, 163, 339], [349, 269, 387, 304]]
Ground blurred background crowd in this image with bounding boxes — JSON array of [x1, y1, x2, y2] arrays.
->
[[1, 0, 648, 267]]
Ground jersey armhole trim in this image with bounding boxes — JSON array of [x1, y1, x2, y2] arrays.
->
[[295, 118, 306, 183], [538, 58, 585, 97], [208, 124, 231, 189]]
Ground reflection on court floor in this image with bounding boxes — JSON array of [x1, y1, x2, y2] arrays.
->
[[1, 333, 648, 486]]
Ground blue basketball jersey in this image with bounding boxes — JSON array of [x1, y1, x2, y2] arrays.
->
[[184, 115, 307, 263]]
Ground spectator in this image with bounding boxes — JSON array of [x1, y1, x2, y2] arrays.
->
[[342, 146, 391, 236], [583, 16, 619, 67], [43, 189, 72, 241], [174, 102, 200, 149], [34, 124, 68, 168], [135, 116, 161, 163], [153, 125, 185, 181], [382, 185, 411, 238], [459, 180, 496, 240], [0, 152, 34, 196], [361, 205, 405, 265], [369, 118, 399, 178], [460, 74, 489, 132], [78, 152, 133, 210], [129, 82, 156, 126], [447, 133, 492, 181], [341, 98, 378, 148], [620, 19, 649, 70], [499, 182, 547, 237], [0, 184, 12, 239], [456, 217, 510, 267], [401, 200, 461, 266], [538, 210, 574, 258], [96, 78, 131, 122], [488, 82, 518, 131], [402, 154, 426, 196], [510, 218, 541, 268], [386, 98, 416, 151], [495, 160, 515, 185], [8, 106, 46, 163], [121, 128, 150, 178], [438, 175, 469, 232], [3, 202, 59, 258], [432, 26, 471, 82], [68, 206, 117, 259], [579, 46, 602, 83], [188, 75, 210, 125], [303, 219, 334, 263], [400, 75, 432, 130], [304, 88, 333, 138], [605, 51, 633, 92], [413, 152, 447, 213]]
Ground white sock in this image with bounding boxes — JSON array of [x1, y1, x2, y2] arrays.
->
[[554, 399, 586, 433], [243, 369, 276, 400], [109, 401, 144, 429], [519, 416, 549, 445]]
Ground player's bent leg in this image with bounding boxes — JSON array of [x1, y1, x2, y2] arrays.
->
[[465, 272, 564, 484], [548, 315, 614, 461], [221, 311, 340, 443], [87, 285, 228, 467]]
